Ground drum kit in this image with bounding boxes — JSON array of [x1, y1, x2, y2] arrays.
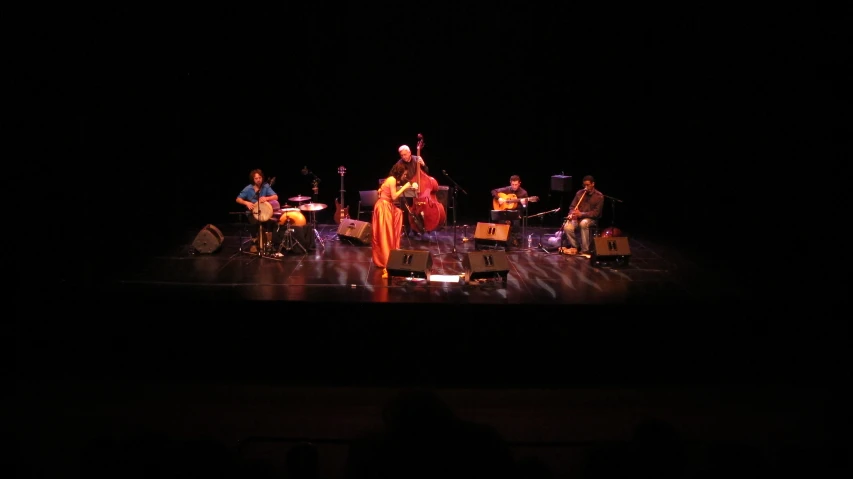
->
[[290, 195, 327, 249], [239, 194, 328, 259]]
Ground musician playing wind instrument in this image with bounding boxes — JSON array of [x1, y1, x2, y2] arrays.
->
[[562, 175, 604, 255]]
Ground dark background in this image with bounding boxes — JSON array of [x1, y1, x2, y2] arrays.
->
[[30, 5, 847, 270], [16, 8, 851, 476]]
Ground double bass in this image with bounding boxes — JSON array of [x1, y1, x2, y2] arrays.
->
[[409, 133, 446, 233]]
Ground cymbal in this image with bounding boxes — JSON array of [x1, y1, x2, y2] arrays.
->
[[289, 195, 312, 202], [299, 203, 327, 212]]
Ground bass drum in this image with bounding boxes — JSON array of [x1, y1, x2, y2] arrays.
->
[[278, 208, 307, 226]]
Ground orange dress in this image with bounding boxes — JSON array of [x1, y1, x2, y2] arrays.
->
[[372, 181, 403, 268]]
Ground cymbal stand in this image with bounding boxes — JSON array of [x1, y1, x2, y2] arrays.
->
[[277, 219, 307, 255], [309, 210, 325, 249]]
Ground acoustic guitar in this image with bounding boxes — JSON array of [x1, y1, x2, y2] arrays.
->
[[492, 193, 540, 210], [334, 166, 349, 224]]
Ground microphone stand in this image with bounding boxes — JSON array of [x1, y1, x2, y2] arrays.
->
[[521, 207, 561, 254], [255, 188, 264, 257], [435, 170, 467, 258], [603, 194, 623, 230]]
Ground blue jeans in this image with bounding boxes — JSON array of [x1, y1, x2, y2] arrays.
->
[[563, 218, 596, 252]]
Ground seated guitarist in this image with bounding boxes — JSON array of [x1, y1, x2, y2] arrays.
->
[[491, 175, 529, 247]]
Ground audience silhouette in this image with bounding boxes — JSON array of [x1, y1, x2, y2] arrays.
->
[[62, 394, 836, 478], [344, 389, 516, 479], [286, 441, 323, 479]]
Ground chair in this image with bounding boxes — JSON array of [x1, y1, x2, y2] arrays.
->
[[356, 190, 379, 221]]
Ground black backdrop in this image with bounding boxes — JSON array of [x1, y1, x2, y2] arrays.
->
[[35, 5, 846, 265]]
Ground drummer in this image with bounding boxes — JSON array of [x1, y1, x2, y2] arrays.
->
[[236, 169, 279, 250], [237, 168, 279, 211]]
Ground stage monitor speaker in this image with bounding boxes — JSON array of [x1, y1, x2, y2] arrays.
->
[[591, 236, 631, 266], [386, 249, 433, 284], [464, 251, 510, 286], [337, 219, 372, 245], [473, 222, 511, 249], [551, 175, 572, 192], [192, 224, 224, 254], [436, 186, 450, 211]]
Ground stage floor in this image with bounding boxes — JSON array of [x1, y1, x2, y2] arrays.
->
[[65, 219, 747, 306]]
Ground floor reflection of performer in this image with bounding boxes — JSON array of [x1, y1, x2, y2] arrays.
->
[[390, 144, 428, 237], [236, 169, 279, 251], [373, 163, 418, 279]]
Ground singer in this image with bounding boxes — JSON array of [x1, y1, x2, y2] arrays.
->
[[561, 175, 604, 255]]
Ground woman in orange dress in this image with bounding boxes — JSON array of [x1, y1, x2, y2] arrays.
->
[[373, 163, 418, 279]]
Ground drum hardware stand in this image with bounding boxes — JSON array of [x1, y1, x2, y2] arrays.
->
[[277, 219, 307, 255]]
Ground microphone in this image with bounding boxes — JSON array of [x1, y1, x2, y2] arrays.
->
[[442, 170, 447, 175], [301, 166, 309, 175]]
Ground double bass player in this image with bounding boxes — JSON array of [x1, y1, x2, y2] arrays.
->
[[390, 143, 429, 237]]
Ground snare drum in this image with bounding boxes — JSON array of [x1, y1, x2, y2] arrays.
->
[[279, 208, 307, 226]]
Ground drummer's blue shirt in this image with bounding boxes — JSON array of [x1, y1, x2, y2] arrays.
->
[[238, 183, 276, 202]]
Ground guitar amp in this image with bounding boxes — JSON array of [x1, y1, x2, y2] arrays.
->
[[551, 175, 572, 192]]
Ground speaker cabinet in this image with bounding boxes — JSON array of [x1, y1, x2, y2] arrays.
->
[[551, 175, 572, 192], [591, 236, 631, 266], [473, 222, 512, 250], [464, 251, 510, 286], [436, 186, 450, 211], [386, 249, 433, 284], [192, 224, 224, 254], [337, 219, 372, 245]]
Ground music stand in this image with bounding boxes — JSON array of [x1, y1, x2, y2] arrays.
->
[[490, 209, 519, 223]]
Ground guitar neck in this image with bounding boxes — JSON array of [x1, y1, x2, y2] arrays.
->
[[505, 196, 537, 203]]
